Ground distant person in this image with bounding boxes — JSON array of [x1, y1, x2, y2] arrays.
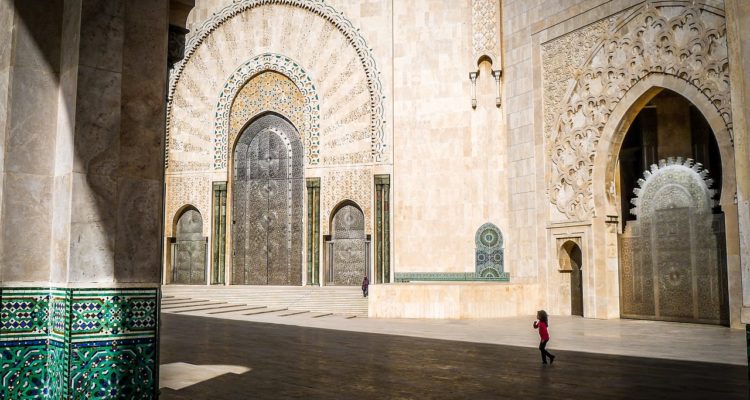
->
[[361, 276, 369, 298], [533, 310, 555, 365]]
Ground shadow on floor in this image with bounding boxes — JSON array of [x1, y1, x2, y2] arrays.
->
[[159, 313, 747, 400]]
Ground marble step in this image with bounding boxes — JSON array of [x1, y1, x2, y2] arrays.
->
[[162, 285, 368, 316]]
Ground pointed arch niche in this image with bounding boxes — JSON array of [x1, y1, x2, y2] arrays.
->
[[170, 206, 207, 285], [325, 200, 369, 286]]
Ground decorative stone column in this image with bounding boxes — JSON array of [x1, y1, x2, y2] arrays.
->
[[0, 1, 169, 398]]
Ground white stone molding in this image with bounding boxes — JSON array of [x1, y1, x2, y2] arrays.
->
[[166, 0, 386, 168], [545, 2, 731, 220], [469, 71, 478, 109], [471, 0, 501, 109]]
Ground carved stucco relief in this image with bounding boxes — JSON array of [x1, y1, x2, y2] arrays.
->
[[542, 19, 610, 142], [224, 60, 311, 167], [165, 175, 212, 237], [472, 0, 499, 65], [322, 168, 372, 235], [166, 0, 386, 173], [544, 2, 731, 220]]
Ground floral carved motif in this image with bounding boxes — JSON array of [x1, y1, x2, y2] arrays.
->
[[165, 175, 212, 236], [472, 0, 499, 65], [546, 3, 731, 220]]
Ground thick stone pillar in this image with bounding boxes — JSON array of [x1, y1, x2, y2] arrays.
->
[[726, 0, 750, 383], [0, 1, 169, 398]]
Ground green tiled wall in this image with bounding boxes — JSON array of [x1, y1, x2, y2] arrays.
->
[[0, 287, 158, 399]]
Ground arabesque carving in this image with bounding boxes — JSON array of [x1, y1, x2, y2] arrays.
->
[[322, 168, 372, 235], [221, 57, 316, 167], [547, 2, 731, 220], [166, 175, 212, 236], [472, 0, 499, 65]]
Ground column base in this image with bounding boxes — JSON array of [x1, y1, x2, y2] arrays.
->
[[1, 287, 158, 399]]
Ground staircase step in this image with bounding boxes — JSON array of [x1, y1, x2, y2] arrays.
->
[[162, 285, 368, 317]]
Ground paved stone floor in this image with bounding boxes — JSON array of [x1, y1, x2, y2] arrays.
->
[[159, 313, 747, 399]]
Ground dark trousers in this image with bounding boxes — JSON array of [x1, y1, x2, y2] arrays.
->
[[539, 340, 554, 363], [362, 286, 368, 297]]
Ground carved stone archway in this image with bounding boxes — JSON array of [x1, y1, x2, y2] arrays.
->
[[166, 0, 386, 169], [215, 54, 319, 168], [593, 75, 736, 215], [591, 75, 739, 326], [547, 2, 731, 221]]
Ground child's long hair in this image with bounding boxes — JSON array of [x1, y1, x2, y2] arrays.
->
[[537, 310, 549, 326]]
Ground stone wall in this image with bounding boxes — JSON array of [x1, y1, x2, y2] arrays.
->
[[165, 0, 394, 285], [166, 0, 750, 326]]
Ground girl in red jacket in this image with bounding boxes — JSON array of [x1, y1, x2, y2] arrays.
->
[[533, 310, 555, 365]]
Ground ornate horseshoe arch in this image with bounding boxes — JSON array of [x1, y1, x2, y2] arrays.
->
[[166, 0, 386, 168], [546, 2, 732, 221], [217, 54, 319, 168]]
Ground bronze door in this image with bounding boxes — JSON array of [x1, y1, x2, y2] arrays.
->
[[173, 209, 206, 284], [232, 114, 303, 285], [329, 204, 367, 285]]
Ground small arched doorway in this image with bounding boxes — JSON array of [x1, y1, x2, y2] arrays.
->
[[327, 202, 368, 286], [560, 241, 583, 317], [173, 208, 207, 284], [617, 89, 729, 325], [231, 113, 304, 285]]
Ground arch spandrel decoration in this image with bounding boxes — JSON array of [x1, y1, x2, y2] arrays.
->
[[166, 0, 386, 169], [475, 223, 505, 278], [546, 3, 731, 220], [219, 54, 319, 168]]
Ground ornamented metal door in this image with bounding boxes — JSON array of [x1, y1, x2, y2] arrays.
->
[[232, 114, 303, 285], [173, 209, 206, 284], [620, 158, 728, 324], [329, 204, 367, 285]]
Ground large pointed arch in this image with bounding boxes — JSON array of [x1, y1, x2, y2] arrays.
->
[[547, 2, 731, 220], [165, 0, 386, 169]]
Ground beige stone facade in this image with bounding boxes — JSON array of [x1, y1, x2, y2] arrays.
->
[[165, 0, 750, 328]]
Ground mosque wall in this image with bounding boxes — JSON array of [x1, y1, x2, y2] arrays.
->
[[165, 0, 750, 326]]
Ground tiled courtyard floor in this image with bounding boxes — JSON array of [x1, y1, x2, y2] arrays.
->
[[159, 313, 747, 399]]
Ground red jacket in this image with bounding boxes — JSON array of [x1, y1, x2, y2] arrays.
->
[[534, 320, 550, 341]]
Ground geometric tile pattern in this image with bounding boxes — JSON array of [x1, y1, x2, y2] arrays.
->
[[475, 223, 505, 278], [394, 272, 509, 282], [0, 287, 159, 400]]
